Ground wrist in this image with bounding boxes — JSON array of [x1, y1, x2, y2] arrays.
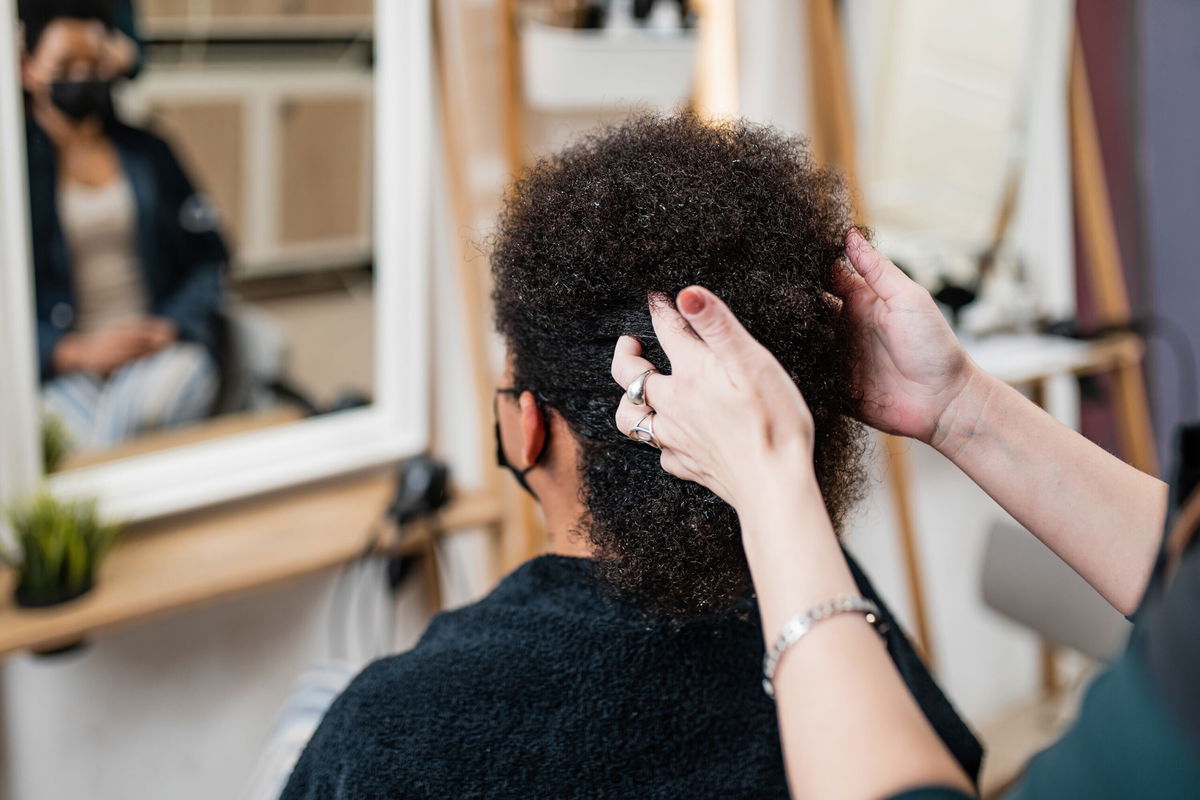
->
[[734, 459, 821, 529], [928, 363, 998, 461], [740, 499, 859, 642], [738, 476, 837, 569]]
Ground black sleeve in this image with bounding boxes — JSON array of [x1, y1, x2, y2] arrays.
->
[[1140, 422, 1200, 755], [1139, 525, 1200, 755], [148, 135, 229, 347], [883, 790, 974, 800], [844, 551, 984, 785]]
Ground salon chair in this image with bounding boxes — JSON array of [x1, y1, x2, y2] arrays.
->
[[981, 521, 1130, 662], [211, 300, 292, 415]]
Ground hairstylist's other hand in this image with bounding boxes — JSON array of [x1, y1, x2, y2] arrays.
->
[[838, 229, 983, 449], [611, 288, 817, 512]]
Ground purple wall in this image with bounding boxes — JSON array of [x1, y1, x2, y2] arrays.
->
[[1137, 0, 1200, 463]]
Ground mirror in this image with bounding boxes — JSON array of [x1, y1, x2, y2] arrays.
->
[[0, 0, 431, 519], [846, 0, 1074, 328]]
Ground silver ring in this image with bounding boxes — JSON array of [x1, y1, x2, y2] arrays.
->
[[626, 369, 655, 407], [629, 412, 661, 450]]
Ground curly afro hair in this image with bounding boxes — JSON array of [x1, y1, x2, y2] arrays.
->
[[492, 112, 868, 620]]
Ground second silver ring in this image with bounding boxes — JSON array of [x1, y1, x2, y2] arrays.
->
[[629, 412, 661, 450]]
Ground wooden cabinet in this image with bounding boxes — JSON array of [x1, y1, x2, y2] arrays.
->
[[142, 0, 374, 36], [279, 96, 370, 246], [121, 69, 373, 279], [140, 0, 191, 20], [208, 0, 292, 18], [148, 100, 246, 248], [303, 0, 374, 16]]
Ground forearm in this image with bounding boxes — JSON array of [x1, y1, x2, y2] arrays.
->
[[741, 477, 973, 800], [933, 367, 1167, 615]]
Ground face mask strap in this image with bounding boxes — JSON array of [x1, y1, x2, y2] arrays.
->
[[494, 387, 549, 498]]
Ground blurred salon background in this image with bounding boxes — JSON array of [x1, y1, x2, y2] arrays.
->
[[0, 1, 1195, 798]]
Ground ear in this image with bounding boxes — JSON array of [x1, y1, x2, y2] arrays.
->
[[518, 390, 547, 468]]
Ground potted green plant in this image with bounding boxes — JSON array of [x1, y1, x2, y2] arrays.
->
[[2, 494, 123, 608], [41, 413, 74, 475]]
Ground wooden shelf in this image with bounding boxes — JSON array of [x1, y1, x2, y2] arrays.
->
[[143, 17, 374, 41], [0, 472, 501, 660], [967, 332, 1143, 386]]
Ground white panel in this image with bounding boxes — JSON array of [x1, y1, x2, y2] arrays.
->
[[862, 0, 1039, 246], [0, 0, 42, 513], [736, 0, 810, 135], [1009, 0, 1076, 319]]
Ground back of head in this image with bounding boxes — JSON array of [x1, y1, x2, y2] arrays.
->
[[18, 0, 113, 54], [492, 112, 867, 619]]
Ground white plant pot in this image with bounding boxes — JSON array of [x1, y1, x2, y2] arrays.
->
[[520, 21, 698, 112]]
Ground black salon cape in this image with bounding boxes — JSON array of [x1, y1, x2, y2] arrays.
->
[[281, 553, 981, 799]]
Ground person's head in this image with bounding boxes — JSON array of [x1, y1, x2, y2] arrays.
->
[[18, 0, 115, 122], [492, 112, 868, 619]]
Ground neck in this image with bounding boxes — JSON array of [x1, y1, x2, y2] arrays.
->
[[522, 415, 593, 560], [528, 478, 593, 560], [548, 519, 593, 559], [32, 102, 104, 147]]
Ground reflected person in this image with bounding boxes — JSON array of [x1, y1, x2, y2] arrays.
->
[[19, 0, 228, 451]]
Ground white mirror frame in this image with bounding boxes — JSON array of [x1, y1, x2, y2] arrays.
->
[[0, 1, 431, 521]]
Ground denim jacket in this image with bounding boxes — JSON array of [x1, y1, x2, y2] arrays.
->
[[26, 116, 229, 382]]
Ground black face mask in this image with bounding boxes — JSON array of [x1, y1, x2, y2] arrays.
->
[[50, 79, 113, 122]]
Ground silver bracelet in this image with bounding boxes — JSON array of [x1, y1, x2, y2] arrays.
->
[[762, 595, 887, 699]]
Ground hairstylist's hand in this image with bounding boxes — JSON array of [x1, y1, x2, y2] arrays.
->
[[838, 229, 983, 448], [611, 288, 817, 511]]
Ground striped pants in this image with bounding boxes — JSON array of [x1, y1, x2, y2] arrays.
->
[[42, 342, 219, 450]]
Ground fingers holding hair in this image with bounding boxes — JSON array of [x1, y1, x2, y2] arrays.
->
[[844, 228, 909, 303], [611, 335, 656, 387], [648, 293, 707, 369], [673, 286, 772, 380], [611, 334, 673, 412], [675, 285, 813, 424]]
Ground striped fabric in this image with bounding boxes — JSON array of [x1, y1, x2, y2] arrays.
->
[[241, 662, 358, 800], [42, 342, 218, 450]]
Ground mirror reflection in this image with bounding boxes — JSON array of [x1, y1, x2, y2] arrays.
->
[[848, 0, 1053, 331], [19, 0, 376, 471]]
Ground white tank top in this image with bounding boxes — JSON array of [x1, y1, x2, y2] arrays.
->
[[59, 176, 146, 334]]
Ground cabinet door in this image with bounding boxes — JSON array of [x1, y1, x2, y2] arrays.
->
[[208, 0, 291, 19], [147, 100, 246, 250], [303, 0, 374, 16], [140, 0, 192, 23], [278, 95, 370, 247]]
